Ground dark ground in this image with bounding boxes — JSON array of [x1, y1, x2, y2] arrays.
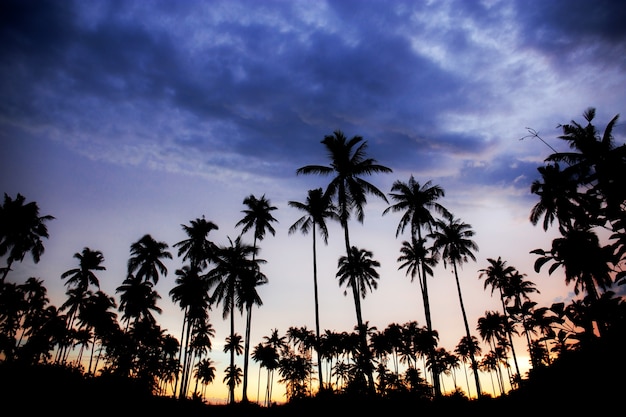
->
[[1, 347, 621, 417]]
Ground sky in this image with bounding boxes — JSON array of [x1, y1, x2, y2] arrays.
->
[[2, 0, 626, 403]]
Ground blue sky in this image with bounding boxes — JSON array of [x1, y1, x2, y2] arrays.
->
[[2, 0, 625, 401]]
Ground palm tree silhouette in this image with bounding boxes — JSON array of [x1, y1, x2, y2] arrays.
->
[[59, 247, 106, 363], [455, 335, 482, 398], [206, 236, 260, 404], [174, 216, 219, 271], [478, 257, 522, 384], [195, 358, 216, 400], [116, 275, 162, 329], [288, 187, 337, 393], [169, 264, 211, 399], [260, 328, 287, 404], [383, 175, 449, 396], [297, 130, 392, 392], [0, 193, 54, 282], [127, 234, 172, 286], [547, 108, 625, 228], [236, 194, 277, 403], [477, 310, 508, 394], [430, 213, 482, 398]]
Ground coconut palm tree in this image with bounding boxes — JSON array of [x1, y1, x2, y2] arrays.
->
[[430, 213, 482, 398], [383, 175, 449, 396], [478, 257, 522, 383], [0, 193, 54, 282], [547, 108, 625, 228], [127, 234, 172, 286], [206, 236, 259, 404], [336, 246, 380, 302], [455, 335, 482, 399], [174, 216, 219, 271], [236, 193, 277, 402], [336, 246, 380, 390], [59, 247, 106, 363], [169, 264, 211, 399], [116, 275, 162, 329], [288, 187, 337, 392], [297, 130, 392, 392], [195, 358, 216, 400]]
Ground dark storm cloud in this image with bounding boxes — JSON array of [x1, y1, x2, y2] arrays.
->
[[514, 0, 626, 66], [1, 0, 624, 185]]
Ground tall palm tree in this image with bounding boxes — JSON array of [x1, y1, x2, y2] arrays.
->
[[60, 247, 106, 363], [174, 216, 219, 271], [169, 265, 211, 399], [532, 228, 614, 303], [236, 193, 277, 402], [547, 108, 625, 228], [288, 187, 337, 392], [127, 234, 172, 285], [116, 275, 162, 329], [0, 193, 54, 282], [455, 335, 482, 399], [261, 328, 287, 404], [206, 236, 259, 404], [478, 257, 521, 382], [61, 248, 105, 292], [336, 246, 381, 301], [383, 175, 449, 396], [297, 130, 392, 392], [430, 213, 482, 398], [336, 246, 380, 389]]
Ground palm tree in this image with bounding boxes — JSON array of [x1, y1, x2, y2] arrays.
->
[[297, 130, 392, 392], [174, 216, 219, 271], [236, 194, 277, 402], [0, 193, 54, 282], [478, 257, 522, 382], [430, 213, 482, 398], [127, 234, 172, 285], [169, 265, 211, 399], [336, 246, 380, 390], [61, 248, 105, 293], [288, 187, 337, 392], [530, 163, 585, 233], [116, 275, 162, 329], [60, 248, 106, 363], [383, 175, 449, 396], [477, 310, 508, 393], [206, 236, 260, 404], [195, 358, 216, 400], [455, 335, 482, 399], [336, 246, 381, 301], [547, 108, 625, 228]]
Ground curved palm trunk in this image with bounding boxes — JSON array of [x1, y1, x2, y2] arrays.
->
[[311, 223, 324, 392], [452, 262, 482, 398]]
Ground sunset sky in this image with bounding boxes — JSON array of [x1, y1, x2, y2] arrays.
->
[[2, 0, 625, 403]]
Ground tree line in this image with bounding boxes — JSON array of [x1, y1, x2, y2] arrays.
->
[[1, 108, 625, 405]]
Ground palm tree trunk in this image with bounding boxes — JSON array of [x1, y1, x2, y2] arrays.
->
[[173, 308, 188, 397], [499, 290, 521, 384], [228, 297, 236, 404], [416, 229, 441, 397], [311, 224, 324, 392], [242, 302, 252, 402], [242, 235, 259, 403], [341, 217, 375, 393], [453, 262, 482, 398]]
